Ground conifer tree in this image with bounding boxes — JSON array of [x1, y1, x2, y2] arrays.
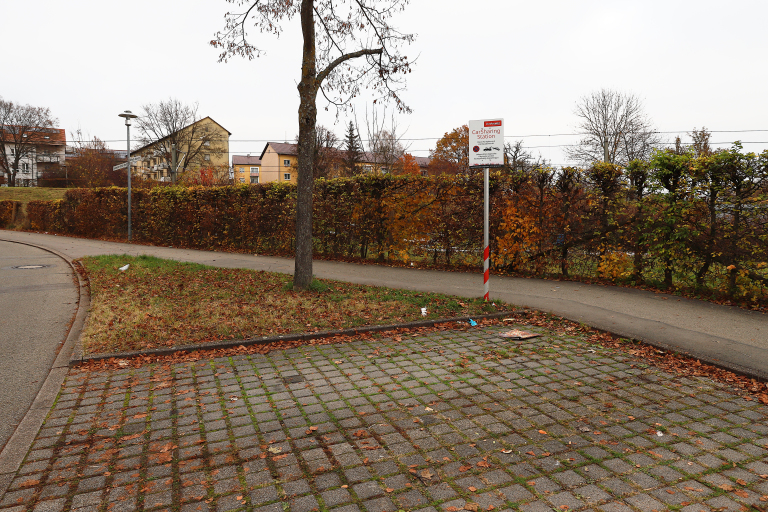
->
[[343, 121, 363, 176]]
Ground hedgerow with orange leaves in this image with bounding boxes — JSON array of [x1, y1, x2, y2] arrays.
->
[[20, 147, 768, 303], [0, 200, 20, 228]]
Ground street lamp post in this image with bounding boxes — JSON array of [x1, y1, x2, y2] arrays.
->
[[118, 110, 138, 240]]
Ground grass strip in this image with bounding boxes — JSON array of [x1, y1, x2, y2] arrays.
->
[[0, 186, 67, 207], [79, 254, 508, 355]]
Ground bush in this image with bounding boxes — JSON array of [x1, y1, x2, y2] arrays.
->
[[15, 171, 768, 301], [0, 200, 21, 228]]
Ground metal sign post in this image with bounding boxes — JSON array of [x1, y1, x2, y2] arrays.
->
[[468, 119, 504, 302], [483, 167, 490, 301]]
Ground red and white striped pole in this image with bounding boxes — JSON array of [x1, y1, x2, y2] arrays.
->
[[483, 167, 490, 301]]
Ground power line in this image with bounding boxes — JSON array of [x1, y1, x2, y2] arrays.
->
[[57, 128, 768, 146]]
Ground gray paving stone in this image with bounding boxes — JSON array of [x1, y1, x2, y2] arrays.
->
[[290, 495, 319, 512], [249, 486, 278, 506], [625, 493, 667, 512], [321, 488, 352, 508], [353, 481, 385, 500], [363, 496, 397, 512], [31, 499, 66, 512]]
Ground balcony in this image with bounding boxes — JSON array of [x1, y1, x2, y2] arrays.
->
[[36, 154, 60, 163]]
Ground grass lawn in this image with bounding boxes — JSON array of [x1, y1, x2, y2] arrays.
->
[[79, 255, 508, 355], [0, 187, 68, 206]]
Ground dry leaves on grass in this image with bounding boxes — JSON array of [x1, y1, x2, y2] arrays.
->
[[78, 255, 505, 355]]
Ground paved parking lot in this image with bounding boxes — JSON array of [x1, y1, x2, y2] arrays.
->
[[2, 325, 768, 512]]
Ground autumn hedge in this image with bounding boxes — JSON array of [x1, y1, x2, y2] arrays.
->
[[0, 200, 21, 228], [18, 152, 768, 301]]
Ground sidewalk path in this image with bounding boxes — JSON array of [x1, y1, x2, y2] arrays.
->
[[1, 231, 766, 380], [0, 240, 77, 451], [2, 325, 768, 512]]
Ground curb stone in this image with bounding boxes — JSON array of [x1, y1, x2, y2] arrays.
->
[[69, 310, 532, 365]]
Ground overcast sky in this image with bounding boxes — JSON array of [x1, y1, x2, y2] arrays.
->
[[2, 0, 766, 166]]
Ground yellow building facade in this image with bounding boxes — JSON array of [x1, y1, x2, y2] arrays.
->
[[257, 142, 298, 184], [232, 155, 262, 184], [248, 142, 396, 183], [130, 117, 230, 182]]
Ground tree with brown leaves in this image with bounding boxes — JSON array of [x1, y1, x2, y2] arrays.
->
[[429, 125, 468, 175], [67, 131, 125, 188]]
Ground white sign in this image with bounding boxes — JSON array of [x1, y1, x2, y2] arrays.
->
[[468, 118, 504, 168], [113, 156, 141, 171]]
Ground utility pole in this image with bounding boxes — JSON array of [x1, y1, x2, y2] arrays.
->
[[118, 110, 138, 240]]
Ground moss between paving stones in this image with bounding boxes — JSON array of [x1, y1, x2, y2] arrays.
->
[[6, 324, 768, 512]]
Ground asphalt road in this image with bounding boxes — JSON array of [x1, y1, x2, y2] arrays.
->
[[0, 240, 77, 451], [0, 230, 766, 379]]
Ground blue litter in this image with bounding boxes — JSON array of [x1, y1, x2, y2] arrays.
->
[[468, 319, 477, 326]]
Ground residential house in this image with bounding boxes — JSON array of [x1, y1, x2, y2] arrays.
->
[[254, 142, 392, 182], [234, 143, 432, 184], [126, 117, 230, 182], [0, 127, 65, 186], [413, 156, 431, 175], [258, 142, 300, 184], [232, 155, 262, 184]]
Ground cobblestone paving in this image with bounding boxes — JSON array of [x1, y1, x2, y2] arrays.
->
[[3, 325, 768, 512]]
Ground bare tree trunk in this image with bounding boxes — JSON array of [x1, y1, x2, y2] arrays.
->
[[560, 245, 569, 277], [294, 0, 318, 291], [633, 249, 644, 283], [664, 256, 673, 290]]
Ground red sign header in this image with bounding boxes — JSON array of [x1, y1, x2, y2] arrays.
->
[[484, 120, 502, 127]]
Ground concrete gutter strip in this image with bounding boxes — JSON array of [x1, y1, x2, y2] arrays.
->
[[70, 311, 529, 365], [0, 240, 88, 496]]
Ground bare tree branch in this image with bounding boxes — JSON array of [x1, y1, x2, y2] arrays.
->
[[212, 0, 415, 290], [567, 89, 662, 167], [0, 96, 58, 187]]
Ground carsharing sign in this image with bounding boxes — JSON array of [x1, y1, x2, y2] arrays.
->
[[469, 118, 504, 302], [469, 119, 504, 168]]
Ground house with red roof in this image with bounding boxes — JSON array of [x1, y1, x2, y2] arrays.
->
[[0, 126, 65, 186]]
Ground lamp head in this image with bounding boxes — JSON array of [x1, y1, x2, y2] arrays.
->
[[118, 110, 138, 126]]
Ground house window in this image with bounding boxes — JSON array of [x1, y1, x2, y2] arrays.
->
[[283, 159, 290, 166], [204, 154, 211, 161], [239, 177, 245, 183], [21, 163, 29, 171], [284, 173, 291, 181], [363, 165, 372, 173], [251, 176, 259, 184], [203, 141, 211, 146], [250, 166, 259, 175]]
